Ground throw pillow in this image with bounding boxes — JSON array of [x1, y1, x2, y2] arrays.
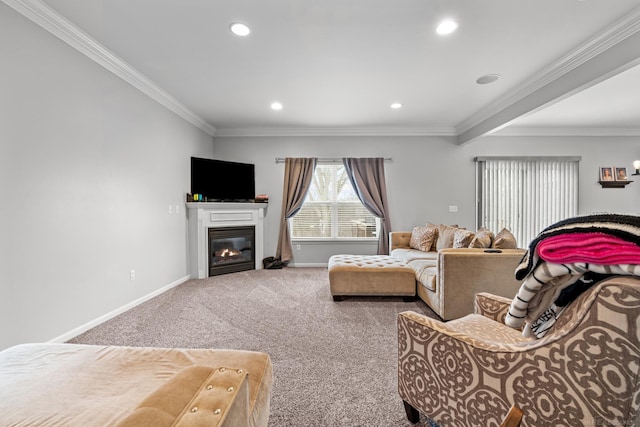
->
[[453, 229, 475, 248], [425, 223, 439, 251], [493, 228, 517, 249], [469, 227, 495, 248], [436, 224, 462, 251], [409, 226, 423, 250], [410, 226, 438, 252]]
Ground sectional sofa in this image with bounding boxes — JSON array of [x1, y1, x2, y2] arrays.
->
[[390, 224, 526, 320]]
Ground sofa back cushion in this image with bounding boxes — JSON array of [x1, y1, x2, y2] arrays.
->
[[434, 224, 461, 251]]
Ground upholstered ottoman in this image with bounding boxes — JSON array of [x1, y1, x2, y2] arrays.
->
[[328, 254, 416, 301]]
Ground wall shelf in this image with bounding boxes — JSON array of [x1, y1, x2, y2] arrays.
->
[[598, 180, 632, 188]]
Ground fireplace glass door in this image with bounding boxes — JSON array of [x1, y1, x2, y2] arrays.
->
[[208, 226, 255, 276]]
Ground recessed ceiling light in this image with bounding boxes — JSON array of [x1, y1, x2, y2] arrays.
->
[[390, 103, 402, 109], [436, 20, 458, 35], [476, 74, 501, 85], [271, 102, 283, 110], [230, 22, 251, 36]]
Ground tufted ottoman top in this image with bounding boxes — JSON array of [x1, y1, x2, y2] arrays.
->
[[328, 254, 411, 272]]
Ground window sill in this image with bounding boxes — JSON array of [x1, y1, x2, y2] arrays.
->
[[292, 238, 377, 244]]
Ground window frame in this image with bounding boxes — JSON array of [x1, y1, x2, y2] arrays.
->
[[290, 163, 379, 242]]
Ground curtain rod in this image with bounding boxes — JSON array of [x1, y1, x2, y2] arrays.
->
[[474, 156, 582, 162], [275, 157, 392, 164]]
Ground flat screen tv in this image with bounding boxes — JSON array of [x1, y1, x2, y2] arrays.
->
[[191, 157, 255, 202]]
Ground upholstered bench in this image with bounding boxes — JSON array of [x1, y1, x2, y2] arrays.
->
[[328, 254, 416, 301]]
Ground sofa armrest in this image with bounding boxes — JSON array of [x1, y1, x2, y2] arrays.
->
[[436, 248, 525, 320], [389, 231, 412, 251], [475, 292, 513, 324], [118, 365, 250, 427]]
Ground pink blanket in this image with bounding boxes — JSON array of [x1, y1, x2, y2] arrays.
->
[[537, 232, 640, 265]]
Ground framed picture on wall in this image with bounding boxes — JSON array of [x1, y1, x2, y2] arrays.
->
[[615, 167, 628, 181], [600, 166, 614, 181]]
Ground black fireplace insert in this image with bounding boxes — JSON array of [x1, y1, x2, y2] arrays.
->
[[208, 226, 255, 276]]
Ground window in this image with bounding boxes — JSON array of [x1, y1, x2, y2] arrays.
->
[[291, 164, 378, 239], [476, 157, 580, 247]]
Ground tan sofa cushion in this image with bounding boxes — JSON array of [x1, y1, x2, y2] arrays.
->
[[409, 225, 438, 252], [493, 228, 517, 249], [409, 259, 438, 291], [390, 248, 438, 263]]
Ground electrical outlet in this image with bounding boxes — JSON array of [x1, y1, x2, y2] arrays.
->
[[130, 270, 136, 280], [175, 204, 180, 214], [448, 205, 458, 212], [168, 205, 173, 214], [296, 244, 302, 251]]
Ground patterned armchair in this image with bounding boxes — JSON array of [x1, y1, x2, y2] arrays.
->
[[397, 276, 640, 427]]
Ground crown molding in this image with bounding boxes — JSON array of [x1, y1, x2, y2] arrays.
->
[[2, 0, 216, 137], [456, 5, 640, 137], [212, 126, 457, 138], [492, 126, 640, 137]]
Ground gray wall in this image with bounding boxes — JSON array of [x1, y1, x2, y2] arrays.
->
[[213, 135, 640, 264], [1, 6, 213, 350]]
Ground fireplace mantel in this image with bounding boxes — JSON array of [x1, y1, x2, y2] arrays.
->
[[187, 202, 267, 279]]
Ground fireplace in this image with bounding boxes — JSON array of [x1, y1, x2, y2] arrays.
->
[[208, 226, 255, 276], [187, 202, 266, 279]]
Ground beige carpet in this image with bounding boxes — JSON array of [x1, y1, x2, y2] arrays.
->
[[69, 267, 439, 426]]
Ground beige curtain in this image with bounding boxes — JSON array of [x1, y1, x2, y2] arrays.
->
[[343, 158, 392, 255], [276, 158, 317, 263]]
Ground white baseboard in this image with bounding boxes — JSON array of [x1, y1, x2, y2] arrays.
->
[[289, 263, 328, 268], [49, 275, 191, 343]]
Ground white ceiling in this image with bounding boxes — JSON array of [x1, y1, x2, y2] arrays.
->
[[9, 0, 640, 142]]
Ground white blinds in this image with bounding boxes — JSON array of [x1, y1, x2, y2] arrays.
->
[[476, 157, 580, 247], [290, 164, 378, 239]]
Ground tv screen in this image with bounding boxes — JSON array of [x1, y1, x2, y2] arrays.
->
[[191, 157, 255, 202]]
